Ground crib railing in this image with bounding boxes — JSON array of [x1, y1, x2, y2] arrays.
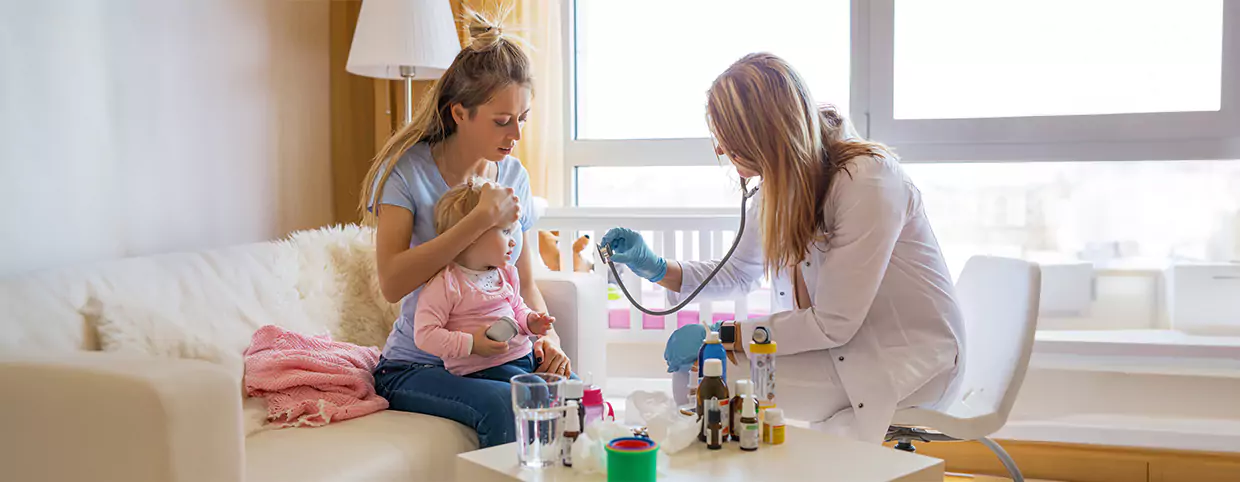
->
[[535, 207, 771, 343]]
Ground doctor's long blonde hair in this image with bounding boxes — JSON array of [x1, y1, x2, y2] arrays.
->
[[707, 53, 891, 276], [357, 3, 530, 226]]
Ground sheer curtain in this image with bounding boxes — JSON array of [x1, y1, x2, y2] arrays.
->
[[509, 0, 565, 207]]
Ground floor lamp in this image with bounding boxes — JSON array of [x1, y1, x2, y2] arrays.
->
[[346, 0, 460, 126]]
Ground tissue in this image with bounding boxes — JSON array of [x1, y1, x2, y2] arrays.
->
[[567, 392, 695, 476], [624, 390, 698, 454], [570, 420, 632, 475]]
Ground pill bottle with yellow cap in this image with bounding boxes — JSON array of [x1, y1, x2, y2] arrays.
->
[[762, 408, 785, 445]]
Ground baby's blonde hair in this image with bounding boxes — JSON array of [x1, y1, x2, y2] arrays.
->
[[434, 177, 490, 235]]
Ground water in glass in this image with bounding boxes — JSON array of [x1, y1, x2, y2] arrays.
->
[[511, 373, 565, 468]]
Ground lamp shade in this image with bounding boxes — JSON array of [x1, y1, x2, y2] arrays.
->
[[346, 0, 461, 80]]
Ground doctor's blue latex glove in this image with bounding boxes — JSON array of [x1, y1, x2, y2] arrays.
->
[[600, 228, 668, 282], [664, 324, 707, 373]]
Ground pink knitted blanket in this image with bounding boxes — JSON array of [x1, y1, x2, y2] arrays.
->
[[243, 325, 388, 428]]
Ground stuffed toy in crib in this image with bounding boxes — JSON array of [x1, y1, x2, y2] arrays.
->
[[537, 230, 593, 273]]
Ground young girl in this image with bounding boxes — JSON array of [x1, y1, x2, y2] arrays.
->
[[414, 178, 555, 381]]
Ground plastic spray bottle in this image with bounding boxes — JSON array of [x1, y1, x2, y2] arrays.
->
[[697, 330, 727, 383], [739, 397, 760, 451], [561, 400, 581, 466]]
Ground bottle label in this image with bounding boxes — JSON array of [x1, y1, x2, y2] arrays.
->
[[720, 399, 730, 437], [740, 423, 760, 450], [751, 355, 776, 406], [708, 424, 723, 449], [771, 424, 786, 445]]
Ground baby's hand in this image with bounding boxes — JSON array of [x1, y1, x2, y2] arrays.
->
[[471, 325, 510, 357], [527, 312, 555, 336]]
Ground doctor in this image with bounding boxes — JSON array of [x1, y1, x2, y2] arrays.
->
[[601, 53, 965, 444]]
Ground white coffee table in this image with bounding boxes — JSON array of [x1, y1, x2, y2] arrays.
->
[[456, 425, 943, 481]]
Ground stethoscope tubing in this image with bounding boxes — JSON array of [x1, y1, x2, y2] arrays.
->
[[599, 182, 760, 317]]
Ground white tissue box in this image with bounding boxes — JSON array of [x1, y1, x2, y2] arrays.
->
[[1166, 263, 1240, 335], [1038, 262, 1095, 316]]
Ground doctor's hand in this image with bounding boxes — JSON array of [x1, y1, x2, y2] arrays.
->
[[600, 228, 668, 282]]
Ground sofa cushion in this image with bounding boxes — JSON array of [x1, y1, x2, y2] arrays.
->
[[280, 225, 398, 349], [94, 300, 253, 396], [245, 410, 478, 482]]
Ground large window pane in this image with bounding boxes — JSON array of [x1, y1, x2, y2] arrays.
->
[[574, 0, 851, 140], [894, 0, 1224, 120], [902, 160, 1240, 275]]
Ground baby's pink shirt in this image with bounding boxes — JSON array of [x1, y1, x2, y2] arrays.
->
[[414, 263, 538, 376]]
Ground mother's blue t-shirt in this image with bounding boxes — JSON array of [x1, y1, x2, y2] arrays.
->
[[370, 142, 537, 365]]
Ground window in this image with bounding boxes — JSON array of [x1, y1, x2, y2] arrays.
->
[[893, 0, 1224, 120], [573, 0, 851, 141], [564, 0, 1240, 268], [868, 0, 1237, 161]]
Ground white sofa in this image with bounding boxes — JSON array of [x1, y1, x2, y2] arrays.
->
[[0, 225, 606, 482]]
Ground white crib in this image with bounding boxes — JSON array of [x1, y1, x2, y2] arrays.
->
[[535, 207, 775, 346]]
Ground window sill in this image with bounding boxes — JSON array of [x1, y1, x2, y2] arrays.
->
[[1031, 329, 1240, 378]]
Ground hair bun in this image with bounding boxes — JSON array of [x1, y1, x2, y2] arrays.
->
[[464, 6, 509, 51], [819, 104, 843, 129]]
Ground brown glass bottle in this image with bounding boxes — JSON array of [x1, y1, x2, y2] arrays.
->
[[697, 359, 729, 442], [730, 379, 757, 441]]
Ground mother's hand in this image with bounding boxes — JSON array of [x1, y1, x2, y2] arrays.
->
[[533, 337, 572, 377], [477, 182, 520, 227]]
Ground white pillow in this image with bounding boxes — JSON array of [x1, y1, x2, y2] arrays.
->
[[92, 300, 311, 436], [93, 300, 249, 389]]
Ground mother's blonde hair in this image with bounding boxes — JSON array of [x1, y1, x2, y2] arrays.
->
[[707, 52, 890, 276], [358, 3, 531, 226]]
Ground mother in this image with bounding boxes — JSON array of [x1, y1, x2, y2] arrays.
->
[[359, 10, 570, 448]]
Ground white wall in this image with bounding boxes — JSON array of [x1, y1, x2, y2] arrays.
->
[[0, 0, 331, 278]]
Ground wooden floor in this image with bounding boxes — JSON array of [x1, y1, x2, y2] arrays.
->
[[896, 439, 1240, 482]]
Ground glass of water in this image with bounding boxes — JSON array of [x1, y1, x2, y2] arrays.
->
[[511, 373, 566, 468]]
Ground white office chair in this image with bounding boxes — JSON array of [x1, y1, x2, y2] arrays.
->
[[886, 256, 1041, 482]]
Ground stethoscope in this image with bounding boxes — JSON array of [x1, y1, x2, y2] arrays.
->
[[598, 179, 761, 316]]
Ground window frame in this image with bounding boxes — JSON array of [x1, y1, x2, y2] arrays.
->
[[562, 0, 1240, 203]]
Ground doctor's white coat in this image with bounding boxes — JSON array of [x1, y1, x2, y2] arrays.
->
[[669, 154, 965, 444]]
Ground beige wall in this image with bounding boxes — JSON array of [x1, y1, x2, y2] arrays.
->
[[0, 0, 332, 278]]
